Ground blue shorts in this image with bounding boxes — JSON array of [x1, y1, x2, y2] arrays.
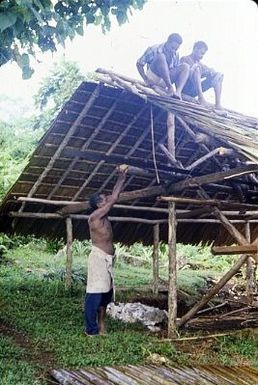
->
[[84, 289, 113, 335], [183, 72, 217, 97]]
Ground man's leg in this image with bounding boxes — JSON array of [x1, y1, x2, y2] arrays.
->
[[213, 73, 223, 109], [97, 289, 113, 335], [150, 54, 175, 95], [191, 67, 209, 106], [199, 72, 224, 109], [170, 63, 190, 99], [98, 307, 107, 335], [84, 293, 102, 335]]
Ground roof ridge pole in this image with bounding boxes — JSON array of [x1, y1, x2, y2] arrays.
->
[[65, 216, 73, 290], [152, 223, 160, 295], [245, 221, 257, 305], [167, 201, 178, 338]]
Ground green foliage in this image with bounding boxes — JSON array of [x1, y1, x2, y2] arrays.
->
[[0, 233, 36, 257], [0, 0, 146, 78], [215, 335, 258, 367], [34, 59, 85, 111], [0, 60, 86, 199], [0, 336, 44, 385], [33, 59, 88, 131], [0, 119, 42, 199]]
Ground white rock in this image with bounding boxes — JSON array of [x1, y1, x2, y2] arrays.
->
[[107, 302, 166, 329]]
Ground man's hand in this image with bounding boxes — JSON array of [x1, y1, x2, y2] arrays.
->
[[117, 164, 129, 174]]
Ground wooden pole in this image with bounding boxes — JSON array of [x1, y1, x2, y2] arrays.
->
[[167, 201, 177, 338], [245, 222, 257, 304], [9, 211, 258, 224], [152, 224, 160, 295], [65, 217, 73, 290], [167, 112, 175, 158]]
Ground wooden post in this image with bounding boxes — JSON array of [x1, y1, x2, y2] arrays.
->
[[152, 224, 160, 295], [167, 112, 175, 158], [65, 217, 73, 290], [168, 201, 177, 338], [245, 222, 257, 304]]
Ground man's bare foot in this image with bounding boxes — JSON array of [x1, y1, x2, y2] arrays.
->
[[166, 85, 175, 96], [215, 103, 223, 110], [84, 331, 99, 337], [197, 96, 209, 107], [173, 90, 182, 100]]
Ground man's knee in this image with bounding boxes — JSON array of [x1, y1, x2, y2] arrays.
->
[[179, 62, 190, 72]]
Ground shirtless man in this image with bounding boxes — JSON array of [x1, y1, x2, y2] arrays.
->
[[136, 33, 189, 99], [84, 165, 128, 336], [180, 41, 224, 109]]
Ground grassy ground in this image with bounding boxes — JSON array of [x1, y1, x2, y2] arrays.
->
[[0, 236, 257, 384]]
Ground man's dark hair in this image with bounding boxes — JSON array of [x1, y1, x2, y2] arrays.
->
[[89, 192, 102, 210], [193, 41, 208, 51], [167, 33, 183, 45]]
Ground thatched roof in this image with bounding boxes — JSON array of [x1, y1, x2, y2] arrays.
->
[[0, 69, 258, 245]]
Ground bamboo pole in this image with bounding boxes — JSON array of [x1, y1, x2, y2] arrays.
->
[[159, 195, 258, 211], [65, 217, 73, 290], [9, 211, 258, 224], [17, 198, 258, 217], [212, 244, 258, 255], [167, 201, 177, 338], [167, 112, 175, 158], [168, 164, 258, 193], [152, 224, 160, 295], [245, 222, 257, 305], [185, 147, 231, 171]]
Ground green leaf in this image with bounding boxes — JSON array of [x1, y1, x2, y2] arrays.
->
[[0, 11, 17, 32], [20, 53, 30, 67], [116, 10, 128, 25], [94, 15, 102, 26], [76, 24, 84, 36], [22, 65, 34, 79]]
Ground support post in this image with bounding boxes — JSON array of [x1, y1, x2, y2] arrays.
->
[[65, 217, 73, 290], [152, 224, 160, 295], [168, 202, 177, 338], [245, 222, 257, 304], [167, 112, 175, 158]]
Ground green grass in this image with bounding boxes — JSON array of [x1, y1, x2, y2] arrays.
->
[[0, 336, 45, 385], [0, 236, 257, 384]]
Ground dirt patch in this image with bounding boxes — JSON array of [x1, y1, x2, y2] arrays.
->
[[0, 318, 57, 384]]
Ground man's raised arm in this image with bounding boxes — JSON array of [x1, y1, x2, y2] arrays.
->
[[110, 164, 128, 202], [89, 165, 128, 222]]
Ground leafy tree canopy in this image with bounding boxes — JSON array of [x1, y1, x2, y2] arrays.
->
[[0, 0, 146, 79], [33, 58, 89, 130]]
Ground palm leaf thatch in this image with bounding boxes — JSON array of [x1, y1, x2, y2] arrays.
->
[[96, 69, 258, 163]]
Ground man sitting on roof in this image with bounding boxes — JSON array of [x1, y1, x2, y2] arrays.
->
[[136, 33, 190, 99], [180, 41, 224, 109]]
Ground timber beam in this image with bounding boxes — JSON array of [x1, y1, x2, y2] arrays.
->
[[168, 164, 258, 193], [212, 245, 258, 255]]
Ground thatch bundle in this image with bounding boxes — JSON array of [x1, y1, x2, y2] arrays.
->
[[96, 69, 258, 163]]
